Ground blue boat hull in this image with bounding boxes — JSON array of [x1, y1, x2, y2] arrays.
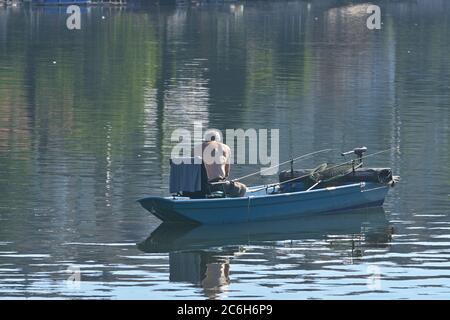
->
[[138, 182, 390, 225]]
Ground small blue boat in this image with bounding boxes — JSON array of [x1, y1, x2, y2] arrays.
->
[[138, 148, 398, 225]]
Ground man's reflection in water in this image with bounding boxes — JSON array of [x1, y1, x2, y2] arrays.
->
[[169, 250, 233, 299], [201, 261, 230, 299]]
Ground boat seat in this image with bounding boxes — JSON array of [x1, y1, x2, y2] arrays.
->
[[170, 157, 210, 199]]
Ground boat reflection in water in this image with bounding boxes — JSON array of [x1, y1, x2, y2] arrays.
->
[[138, 208, 393, 298]]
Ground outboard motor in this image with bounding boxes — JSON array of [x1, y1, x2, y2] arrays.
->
[[341, 146, 368, 164]]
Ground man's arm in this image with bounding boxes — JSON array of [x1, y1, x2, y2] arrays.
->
[[224, 144, 231, 178], [225, 163, 230, 178]]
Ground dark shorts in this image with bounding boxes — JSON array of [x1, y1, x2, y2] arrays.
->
[[209, 180, 247, 197]]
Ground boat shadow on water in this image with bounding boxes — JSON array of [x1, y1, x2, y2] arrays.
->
[[137, 207, 394, 298]]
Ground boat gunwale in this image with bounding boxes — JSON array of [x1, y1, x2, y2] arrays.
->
[[138, 182, 381, 204]]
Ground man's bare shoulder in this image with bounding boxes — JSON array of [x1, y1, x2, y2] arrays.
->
[[220, 142, 231, 152]]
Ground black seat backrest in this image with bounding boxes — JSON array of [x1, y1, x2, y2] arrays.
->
[[181, 161, 210, 199]]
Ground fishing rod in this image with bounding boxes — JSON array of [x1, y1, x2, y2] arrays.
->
[[250, 147, 399, 193], [232, 148, 335, 182]]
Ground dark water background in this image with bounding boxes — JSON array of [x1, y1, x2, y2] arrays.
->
[[0, 0, 449, 299]]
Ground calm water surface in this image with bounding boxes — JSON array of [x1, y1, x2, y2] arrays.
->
[[0, 0, 449, 299]]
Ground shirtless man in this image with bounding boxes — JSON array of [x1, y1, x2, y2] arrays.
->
[[195, 130, 246, 197]]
